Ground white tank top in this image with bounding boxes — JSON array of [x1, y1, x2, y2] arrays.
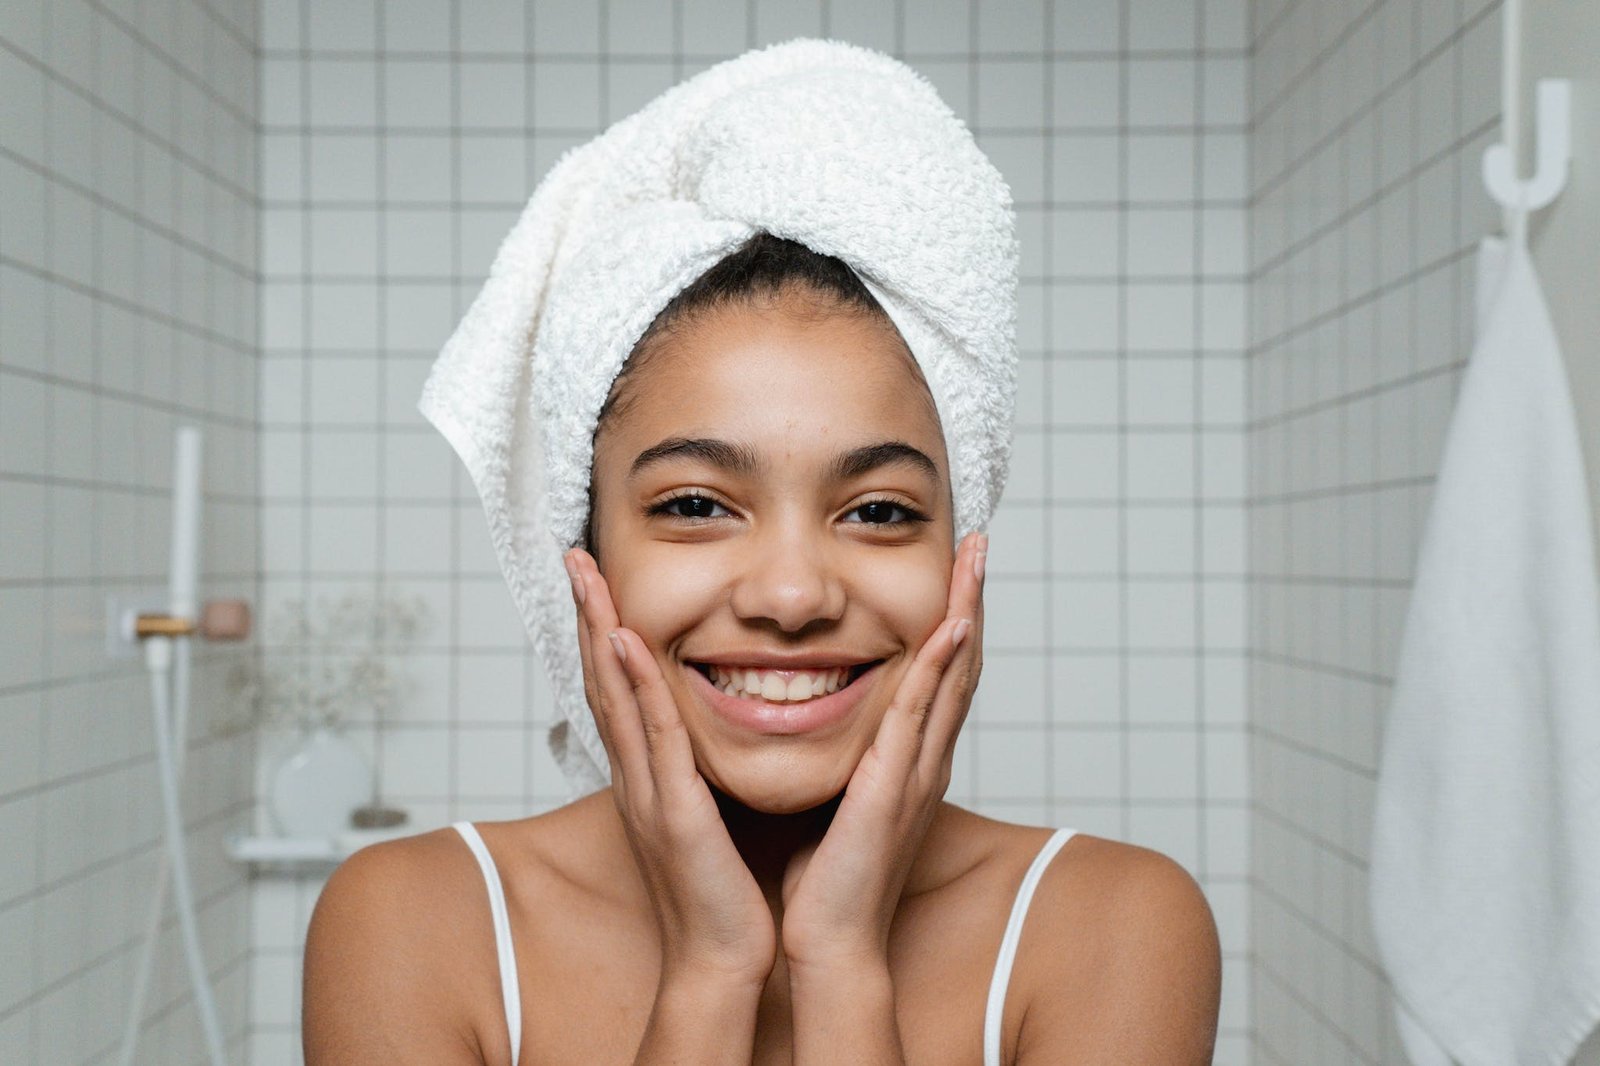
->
[[453, 821, 1077, 1066]]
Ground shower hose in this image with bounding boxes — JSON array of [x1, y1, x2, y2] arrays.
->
[[116, 629, 229, 1066]]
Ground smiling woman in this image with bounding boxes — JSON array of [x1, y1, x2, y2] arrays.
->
[[301, 39, 1220, 1066]]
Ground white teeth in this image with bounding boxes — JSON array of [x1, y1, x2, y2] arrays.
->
[[701, 664, 855, 702]]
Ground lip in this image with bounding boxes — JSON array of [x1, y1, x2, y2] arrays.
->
[[686, 659, 885, 736]]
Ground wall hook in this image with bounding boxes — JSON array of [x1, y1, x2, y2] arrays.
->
[[1483, 78, 1572, 214]]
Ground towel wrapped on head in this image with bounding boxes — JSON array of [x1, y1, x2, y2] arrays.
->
[[417, 38, 1020, 796]]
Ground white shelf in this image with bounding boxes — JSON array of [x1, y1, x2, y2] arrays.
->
[[224, 825, 417, 866]]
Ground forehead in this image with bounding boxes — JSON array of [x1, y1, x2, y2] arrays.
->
[[600, 299, 946, 467]]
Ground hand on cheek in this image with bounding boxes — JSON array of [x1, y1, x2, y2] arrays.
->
[[777, 530, 988, 974]]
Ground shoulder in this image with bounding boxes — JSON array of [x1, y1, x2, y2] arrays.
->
[[302, 825, 502, 1065], [1012, 831, 1222, 1064]]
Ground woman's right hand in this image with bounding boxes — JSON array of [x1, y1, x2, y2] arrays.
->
[[564, 548, 777, 993]]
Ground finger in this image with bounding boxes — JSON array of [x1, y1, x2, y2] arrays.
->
[[921, 532, 987, 771], [869, 611, 971, 779], [567, 549, 655, 797], [605, 626, 702, 799]]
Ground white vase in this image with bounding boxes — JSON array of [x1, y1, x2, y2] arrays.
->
[[269, 726, 372, 838]]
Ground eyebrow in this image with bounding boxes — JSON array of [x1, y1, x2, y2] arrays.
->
[[627, 437, 940, 485]]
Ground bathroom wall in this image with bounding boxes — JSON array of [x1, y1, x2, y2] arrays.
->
[[0, 0, 260, 1063], [249, 0, 1252, 1061], [1247, 0, 1507, 1060]]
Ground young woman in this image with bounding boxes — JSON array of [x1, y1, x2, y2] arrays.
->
[[302, 235, 1222, 1064]]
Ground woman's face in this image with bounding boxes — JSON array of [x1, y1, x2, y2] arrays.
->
[[589, 288, 955, 814]]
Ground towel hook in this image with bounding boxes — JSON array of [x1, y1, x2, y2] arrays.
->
[[1482, 0, 1570, 246], [1482, 79, 1572, 216]]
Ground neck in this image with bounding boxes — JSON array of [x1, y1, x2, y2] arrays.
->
[[710, 783, 842, 899]]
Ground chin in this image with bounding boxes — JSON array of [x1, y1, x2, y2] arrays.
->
[[699, 746, 861, 815]]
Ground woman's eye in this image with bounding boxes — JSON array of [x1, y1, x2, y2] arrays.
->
[[845, 500, 924, 525], [654, 494, 728, 520]]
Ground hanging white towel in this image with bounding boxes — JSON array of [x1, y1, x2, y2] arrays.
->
[[1369, 236, 1600, 1066]]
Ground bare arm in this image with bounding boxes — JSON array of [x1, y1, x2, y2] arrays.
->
[[630, 973, 766, 1064], [788, 958, 906, 1064]]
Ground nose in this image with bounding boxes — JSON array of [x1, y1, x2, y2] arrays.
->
[[727, 526, 846, 634]]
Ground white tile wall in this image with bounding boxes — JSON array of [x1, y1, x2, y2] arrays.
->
[[6, 0, 1256, 1062], [1248, 0, 1511, 1061], [0, 0, 260, 1062]]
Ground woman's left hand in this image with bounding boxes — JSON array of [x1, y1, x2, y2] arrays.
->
[[778, 530, 988, 974]]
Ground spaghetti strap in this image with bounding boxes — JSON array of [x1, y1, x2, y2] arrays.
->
[[453, 821, 521, 1066], [982, 827, 1077, 1066]]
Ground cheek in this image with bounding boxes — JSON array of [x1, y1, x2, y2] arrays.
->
[[603, 546, 722, 648], [853, 550, 950, 642]]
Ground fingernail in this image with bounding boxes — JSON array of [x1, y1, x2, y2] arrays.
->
[[565, 555, 586, 605], [952, 618, 971, 648], [607, 631, 626, 662], [973, 538, 987, 582]]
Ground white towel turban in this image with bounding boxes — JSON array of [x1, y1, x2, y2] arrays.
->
[[417, 38, 1019, 797]]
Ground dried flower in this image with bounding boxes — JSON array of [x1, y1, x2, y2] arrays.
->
[[225, 589, 431, 733]]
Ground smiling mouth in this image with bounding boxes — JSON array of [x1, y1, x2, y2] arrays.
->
[[688, 660, 884, 703]]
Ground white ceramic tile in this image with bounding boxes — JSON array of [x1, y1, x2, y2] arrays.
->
[[1052, 579, 1122, 649], [1125, 652, 1200, 724], [384, 60, 454, 129], [1202, 56, 1248, 125], [977, 0, 1045, 52], [457, 576, 530, 651], [308, 134, 379, 201], [1128, 729, 1199, 799], [976, 59, 1046, 129], [1052, 133, 1121, 202], [752, 0, 821, 45], [976, 728, 1049, 799], [455, 727, 529, 798], [607, 61, 678, 122], [1130, 0, 1196, 50], [678, 0, 749, 55], [983, 504, 1045, 576], [1126, 283, 1197, 350], [973, 653, 1048, 725], [532, 60, 602, 128], [1050, 431, 1119, 500], [1052, 505, 1119, 575], [381, 725, 452, 797], [1126, 208, 1196, 276], [1126, 505, 1196, 574], [1127, 801, 1201, 871], [1053, 0, 1121, 53], [1051, 208, 1119, 277], [380, 0, 448, 51], [981, 578, 1047, 652], [1050, 358, 1119, 425], [1127, 133, 1197, 200], [1053, 59, 1121, 128], [1128, 58, 1196, 125], [1051, 727, 1122, 800], [260, 57, 302, 126], [462, 0, 530, 54], [607, 0, 675, 55], [458, 63, 527, 129], [306, 2, 374, 50], [307, 503, 379, 573], [1049, 282, 1119, 349], [901, 0, 970, 52], [308, 60, 377, 127], [309, 282, 379, 350], [310, 208, 380, 276], [383, 135, 452, 201], [458, 135, 529, 203]]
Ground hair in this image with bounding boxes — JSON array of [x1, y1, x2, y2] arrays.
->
[[583, 232, 931, 557]]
